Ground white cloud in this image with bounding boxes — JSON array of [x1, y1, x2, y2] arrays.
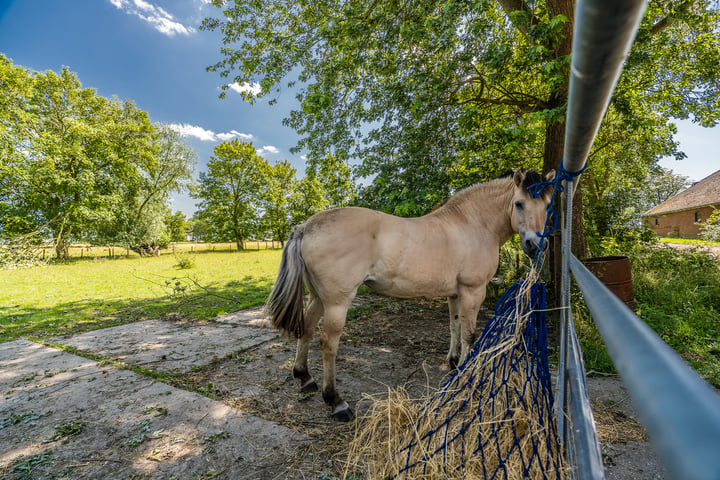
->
[[168, 123, 217, 141], [256, 146, 280, 156], [230, 130, 254, 141], [134, 0, 154, 12], [229, 82, 262, 97], [215, 132, 236, 141], [108, 0, 194, 36], [168, 123, 255, 143]]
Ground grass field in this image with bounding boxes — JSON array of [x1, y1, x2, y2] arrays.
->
[[659, 237, 720, 247], [0, 249, 282, 343]]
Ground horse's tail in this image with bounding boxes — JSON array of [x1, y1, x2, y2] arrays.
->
[[266, 226, 306, 339]]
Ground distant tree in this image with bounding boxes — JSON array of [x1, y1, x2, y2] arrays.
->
[[96, 124, 196, 254], [193, 140, 267, 250], [700, 210, 720, 243], [585, 166, 689, 245], [165, 211, 189, 243], [310, 153, 356, 208], [0, 57, 195, 258], [0, 56, 157, 258], [260, 160, 296, 245], [641, 167, 690, 209], [288, 172, 327, 225], [187, 216, 210, 242]]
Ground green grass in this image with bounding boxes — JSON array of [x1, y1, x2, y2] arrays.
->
[[659, 237, 720, 247], [577, 241, 720, 388], [0, 249, 282, 343]]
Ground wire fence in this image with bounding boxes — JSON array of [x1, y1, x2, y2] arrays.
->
[[32, 241, 283, 260]]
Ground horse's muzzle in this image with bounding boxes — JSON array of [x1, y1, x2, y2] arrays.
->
[[522, 236, 548, 258]]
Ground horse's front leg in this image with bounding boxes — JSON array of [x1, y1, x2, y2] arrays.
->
[[446, 296, 461, 368], [319, 303, 353, 422], [458, 284, 487, 363], [293, 295, 323, 393]]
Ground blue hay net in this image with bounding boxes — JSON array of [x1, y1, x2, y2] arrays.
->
[[390, 278, 563, 479]]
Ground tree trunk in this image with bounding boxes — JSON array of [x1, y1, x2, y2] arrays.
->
[[571, 179, 591, 259], [54, 235, 69, 259], [543, 0, 589, 259]]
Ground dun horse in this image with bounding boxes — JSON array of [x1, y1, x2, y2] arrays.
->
[[267, 169, 555, 421]]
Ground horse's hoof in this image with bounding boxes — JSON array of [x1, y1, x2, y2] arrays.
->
[[447, 356, 459, 370], [332, 403, 354, 422], [300, 380, 318, 393]]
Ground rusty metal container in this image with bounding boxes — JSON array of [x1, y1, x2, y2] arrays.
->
[[582, 255, 637, 310]]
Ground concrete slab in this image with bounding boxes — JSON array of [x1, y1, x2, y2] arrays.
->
[[56, 319, 277, 374], [0, 340, 309, 479], [216, 306, 272, 329]]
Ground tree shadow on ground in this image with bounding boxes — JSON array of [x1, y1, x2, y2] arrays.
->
[[1, 276, 274, 342]]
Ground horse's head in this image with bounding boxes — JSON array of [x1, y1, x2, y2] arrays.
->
[[509, 169, 556, 257]]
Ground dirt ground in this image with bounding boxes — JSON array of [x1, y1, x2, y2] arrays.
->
[[0, 293, 665, 479]]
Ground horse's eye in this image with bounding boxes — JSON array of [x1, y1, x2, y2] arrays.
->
[[514, 200, 524, 211]]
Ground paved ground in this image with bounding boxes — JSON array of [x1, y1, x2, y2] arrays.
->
[[0, 308, 312, 480], [1, 302, 668, 479]]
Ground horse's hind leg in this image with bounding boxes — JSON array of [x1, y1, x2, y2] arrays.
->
[[319, 302, 353, 422], [293, 295, 323, 393]]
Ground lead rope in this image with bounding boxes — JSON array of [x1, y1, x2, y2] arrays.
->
[[527, 163, 588, 269]]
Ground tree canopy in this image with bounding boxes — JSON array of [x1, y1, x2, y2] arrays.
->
[[193, 140, 266, 250], [0, 55, 195, 257], [202, 0, 720, 254], [192, 140, 355, 246]]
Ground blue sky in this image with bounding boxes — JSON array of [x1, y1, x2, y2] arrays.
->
[[0, 0, 717, 217]]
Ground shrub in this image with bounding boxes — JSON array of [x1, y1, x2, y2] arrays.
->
[[699, 210, 720, 243], [174, 252, 196, 269], [576, 240, 720, 387]]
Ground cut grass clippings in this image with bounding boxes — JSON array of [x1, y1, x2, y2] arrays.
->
[[0, 249, 282, 343]]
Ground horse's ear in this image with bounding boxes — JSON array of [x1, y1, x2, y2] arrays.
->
[[544, 169, 556, 182], [513, 170, 524, 187]]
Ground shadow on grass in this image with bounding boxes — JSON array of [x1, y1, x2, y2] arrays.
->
[[0, 275, 274, 343]]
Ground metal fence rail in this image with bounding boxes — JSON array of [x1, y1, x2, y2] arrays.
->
[[562, 0, 648, 173], [556, 0, 720, 479]]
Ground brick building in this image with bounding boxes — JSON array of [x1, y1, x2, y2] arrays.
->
[[644, 169, 720, 238]]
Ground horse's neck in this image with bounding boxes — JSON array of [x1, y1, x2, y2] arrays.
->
[[430, 180, 515, 244]]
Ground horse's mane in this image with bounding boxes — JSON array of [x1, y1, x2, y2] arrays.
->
[[431, 170, 544, 219], [496, 169, 544, 191], [432, 176, 514, 218]]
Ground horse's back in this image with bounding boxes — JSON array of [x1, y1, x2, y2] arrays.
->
[[299, 207, 403, 295], [299, 207, 477, 299], [301, 207, 393, 259]]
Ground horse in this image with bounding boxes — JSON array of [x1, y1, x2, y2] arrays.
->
[[266, 169, 555, 421]]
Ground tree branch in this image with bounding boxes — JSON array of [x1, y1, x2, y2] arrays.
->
[[495, 0, 541, 36], [649, 0, 696, 36]]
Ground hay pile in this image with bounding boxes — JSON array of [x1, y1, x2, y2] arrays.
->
[[344, 274, 568, 480]]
